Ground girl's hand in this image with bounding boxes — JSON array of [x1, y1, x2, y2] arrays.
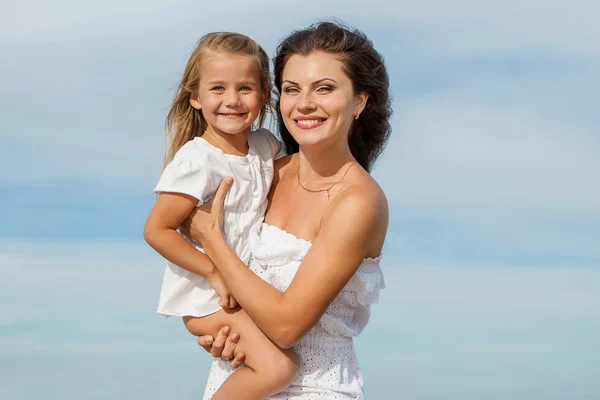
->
[[181, 177, 233, 243], [198, 326, 245, 368], [207, 271, 238, 309]]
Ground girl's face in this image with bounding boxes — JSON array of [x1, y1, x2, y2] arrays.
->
[[279, 51, 367, 148], [190, 52, 266, 137]]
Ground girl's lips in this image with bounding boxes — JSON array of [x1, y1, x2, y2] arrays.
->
[[294, 118, 326, 129], [218, 113, 247, 119]]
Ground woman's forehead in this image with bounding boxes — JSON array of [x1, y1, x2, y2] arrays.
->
[[282, 52, 347, 81]]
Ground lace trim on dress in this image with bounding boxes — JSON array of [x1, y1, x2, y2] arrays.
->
[[249, 222, 385, 306]]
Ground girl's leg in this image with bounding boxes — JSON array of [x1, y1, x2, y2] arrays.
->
[[184, 307, 299, 400]]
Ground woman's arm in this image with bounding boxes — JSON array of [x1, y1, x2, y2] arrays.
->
[[188, 179, 388, 348], [143, 192, 235, 308]]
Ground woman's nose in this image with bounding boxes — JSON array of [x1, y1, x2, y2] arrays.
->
[[297, 92, 317, 111]]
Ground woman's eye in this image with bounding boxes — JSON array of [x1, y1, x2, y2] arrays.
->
[[316, 86, 334, 93], [283, 87, 299, 94]]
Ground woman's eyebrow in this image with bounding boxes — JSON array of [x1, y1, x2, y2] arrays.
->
[[282, 78, 338, 85], [312, 78, 338, 85]]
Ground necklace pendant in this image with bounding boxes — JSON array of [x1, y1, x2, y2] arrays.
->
[[325, 191, 330, 201]]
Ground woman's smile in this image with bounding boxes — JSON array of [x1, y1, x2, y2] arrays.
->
[[293, 116, 327, 129]]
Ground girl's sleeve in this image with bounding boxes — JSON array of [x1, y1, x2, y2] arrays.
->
[[256, 128, 287, 160], [153, 156, 216, 206]]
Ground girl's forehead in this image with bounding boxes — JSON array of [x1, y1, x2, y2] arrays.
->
[[199, 52, 261, 78]]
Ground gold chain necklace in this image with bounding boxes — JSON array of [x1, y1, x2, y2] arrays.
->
[[204, 131, 234, 155], [296, 162, 356, 201]]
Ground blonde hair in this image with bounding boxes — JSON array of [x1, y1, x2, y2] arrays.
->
[[164, 32, 272, 165]]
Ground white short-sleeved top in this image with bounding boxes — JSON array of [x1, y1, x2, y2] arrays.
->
[[154, 128, 285, 317]]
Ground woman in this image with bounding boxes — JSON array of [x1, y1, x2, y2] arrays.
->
[[186, 21, 392, 399]]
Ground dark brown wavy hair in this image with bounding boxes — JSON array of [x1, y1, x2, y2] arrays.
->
[[273, 21, 392, 172]]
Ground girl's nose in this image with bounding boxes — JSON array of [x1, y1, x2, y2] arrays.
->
[[225, 90, 241, 106]]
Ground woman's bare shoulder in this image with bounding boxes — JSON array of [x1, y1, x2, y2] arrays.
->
[[340, 167, 387, 212], [321, 168, 388, 254]]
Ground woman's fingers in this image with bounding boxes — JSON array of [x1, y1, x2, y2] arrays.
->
[[209, 326, 230, 358], [220, 331, 240, 361], [198, 335, 214, 353], [230, 352, 245, 369], [197, 326, 243, 367], [213, 177, 233, 211]]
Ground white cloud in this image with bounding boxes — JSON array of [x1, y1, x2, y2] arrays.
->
[[377, 259, 600, 322], [2, 238, 599, 399], [0, 239, 163, 327], [3, 1, 599, 56], [3, 238, 599, 331], [377, 102, 600, 216]]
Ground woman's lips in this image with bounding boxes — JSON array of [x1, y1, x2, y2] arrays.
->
[[294, 118, 326, 129]]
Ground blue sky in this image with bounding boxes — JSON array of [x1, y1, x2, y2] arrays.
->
[[1, 1, 599, 399]]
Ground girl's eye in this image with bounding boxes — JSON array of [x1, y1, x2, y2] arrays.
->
[[239, 86, 252, 92], [211, 86, 225, 91]]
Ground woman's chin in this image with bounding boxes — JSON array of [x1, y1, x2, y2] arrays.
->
[[289, 131, 328, 146]]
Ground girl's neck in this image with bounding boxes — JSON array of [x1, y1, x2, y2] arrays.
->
[[204, 125, 250, 156], [297, 139, 356, 181]]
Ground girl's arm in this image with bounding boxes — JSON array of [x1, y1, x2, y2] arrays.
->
[[187, 178, 388, 348], [144, 192, 234, 307]]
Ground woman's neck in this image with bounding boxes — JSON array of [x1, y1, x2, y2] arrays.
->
[[297, 139, 356, 181]]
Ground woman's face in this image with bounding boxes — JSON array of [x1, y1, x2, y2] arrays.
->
[[279, 51, 367, 148]]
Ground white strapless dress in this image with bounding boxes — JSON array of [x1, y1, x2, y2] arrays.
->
[[202, 222, 385, 400]]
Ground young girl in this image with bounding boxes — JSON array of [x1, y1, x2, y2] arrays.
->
[[143, 32, 298, 400]]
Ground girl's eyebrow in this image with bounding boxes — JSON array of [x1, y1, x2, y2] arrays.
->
[[282, 78, 338, 85], [205, 80, 258, 85]]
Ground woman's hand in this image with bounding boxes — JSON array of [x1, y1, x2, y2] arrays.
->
[[180, 177, 233, 244], [198, 326, 245, 368]]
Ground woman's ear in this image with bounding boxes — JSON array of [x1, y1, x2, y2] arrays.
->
[[190, 92, 202, 110], [353, 92, 369, 119]]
